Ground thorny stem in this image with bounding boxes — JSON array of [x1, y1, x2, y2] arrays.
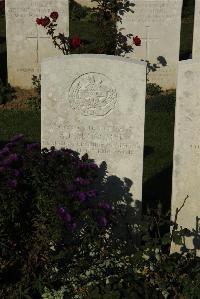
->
[[170, 195, 189, 242]]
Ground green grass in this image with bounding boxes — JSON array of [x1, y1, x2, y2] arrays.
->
[[0, 110, 40, 146]]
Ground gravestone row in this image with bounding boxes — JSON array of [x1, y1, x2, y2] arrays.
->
[[3, 0, 200, 254], [4, 0, 187, 90]]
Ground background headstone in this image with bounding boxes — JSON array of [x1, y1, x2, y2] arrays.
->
[[74, 0, 97, 7], [171, 60, 200, 255], [5, 0, 69, 89], [41, 54, 146, 203], [193, 0, 200, 59], [118, 0, 183, 90]]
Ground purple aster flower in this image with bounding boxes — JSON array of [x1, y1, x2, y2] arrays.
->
[[10, 133, 24, 142], [0, 166, 5, 173], [0, 147, 9, 157], [57, 207, 65, 216], [12, 169, 20, 177], [77, 191, 86, 202], [27, 143, 40, 151], [3, 154, 18, 166], [75, 177, 89, 185], [98, 216, 107, 227], [6, 142, 17, 148], [67, 222, 77, 231], [9, 153, 18, 161], [7, 179, 18, 189], [63, 212, 72, 223], [68, 185, 76, 192], [87, 190, 97, 197], [99, 202, 112, 211], [89, 163, 98, 169]]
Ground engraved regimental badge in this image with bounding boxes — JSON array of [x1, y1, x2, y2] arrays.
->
[[69, 72, 117, 117]]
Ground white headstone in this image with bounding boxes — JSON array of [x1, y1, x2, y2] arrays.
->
[[193, 0, 200, 59], [41, 54, 146, 203], [171, 60, 200, 255], [74, 0, 96, 7], [5, 0, 69, 89], [118, 0, 183, 90]]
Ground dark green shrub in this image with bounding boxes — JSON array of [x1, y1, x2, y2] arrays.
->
[[0, 78, 16, 105], [0, 0, 5, 16], [146, 83, 162, 97], [70, 0, 91, 21], [26, 75, 41, 110]]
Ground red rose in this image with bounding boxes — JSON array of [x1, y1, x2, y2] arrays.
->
[[50, 11, 59, 21], [36, 16, 50, 27], [70, 36, 81, 49], [133, 36, 141, 46], [36, 18, 42, 25], [42, 16, 51, 27]]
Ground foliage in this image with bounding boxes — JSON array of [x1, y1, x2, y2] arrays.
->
[[1, 136, 199, 298], [91, 0, 135, 55], [36, 12, 83, 55], [0, 0, 5, 16], [70, 0, 91, 21], [182, 0, 195, 19], [0, 78, 16, 105], [0, 135, 112, 298], [146, 83, 162, 97], [26, 75, 41, 111]]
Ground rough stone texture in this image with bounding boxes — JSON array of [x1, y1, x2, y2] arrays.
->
[[171, 60, 200, 256], [193, 0, 200, 59], [74, 0, 97, 7], [5, 0, 69, 89], [117, 0, 183, 90], [41, 54, 146, 203]]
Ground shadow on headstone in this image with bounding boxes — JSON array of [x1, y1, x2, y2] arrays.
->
[[70, 159, 142, 254], [145, 56, 167, 76]]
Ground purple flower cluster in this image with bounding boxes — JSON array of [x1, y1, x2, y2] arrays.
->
[[78, 162, 98, 169], [3, 153, 19, 166], [7, 179, 18, 189], [57, 207, 76, 231], [74, 176, 90, 186], [72, 189, 97, 202], [10, 133, 24, 143], [99, 202, 112, 212], [27, 143, 40, 151], [98, 216, 107, 227]]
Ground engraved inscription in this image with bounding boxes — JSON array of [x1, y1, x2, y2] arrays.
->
[[124, 1, 181, 24], [68, 73, 117, 117], [43, 124, 138, 156]]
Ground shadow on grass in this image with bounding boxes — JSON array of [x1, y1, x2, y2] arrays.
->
[[0, 50, 7, 84], [142, 165, 172, 214]]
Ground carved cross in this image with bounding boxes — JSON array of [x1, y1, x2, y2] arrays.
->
[[140, 26, 159, 60], [26, 26, 50, 64]]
